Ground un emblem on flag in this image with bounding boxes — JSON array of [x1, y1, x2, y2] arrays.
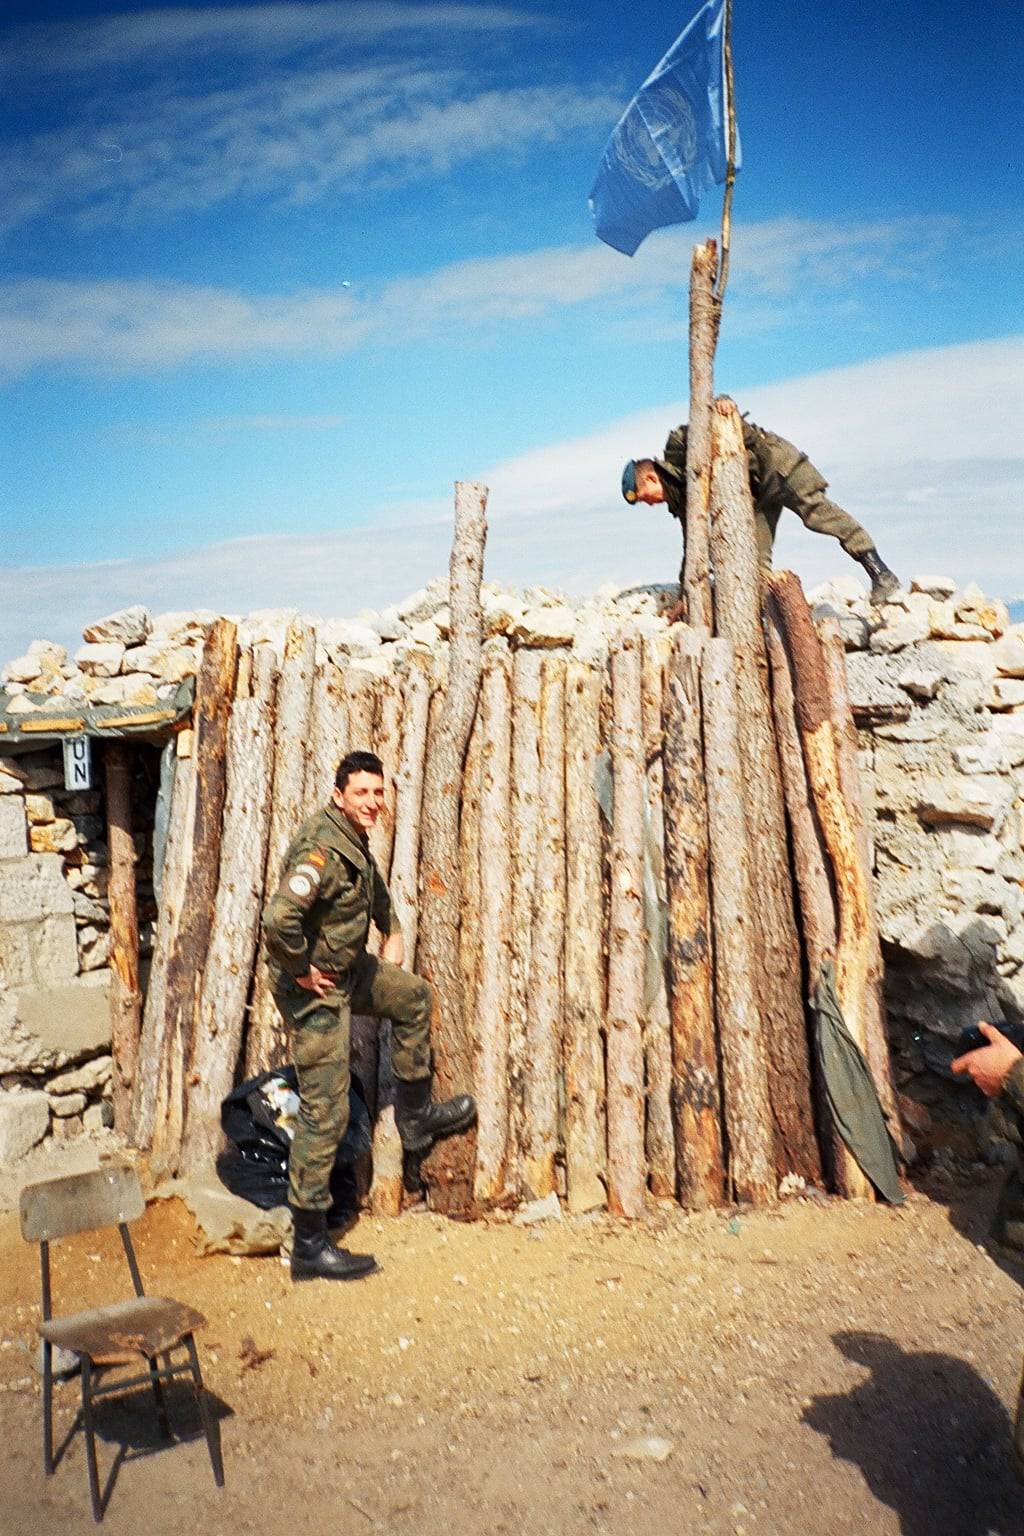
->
[[614, 82, 698, 188]]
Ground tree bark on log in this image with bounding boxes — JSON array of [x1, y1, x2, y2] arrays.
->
[[129, 747, 196, 1148], [458, 689, 484, 1026], [372, 672, 403, 880], [523, 655, 567, 1201], [640, 635, 675, 1199], [819, 618, 903, 1151], [662, 626, 725, 1209], [473, 641, 514, 1206], [418, 481, 488, 1216], [709, 397, 821, 1185], [765, 602, 855, 1193], [683, 239, 717, 629], [701, 638, 776, 1206], [767, 572, 875, 1200], [344, 666, 377, 752], [371, 660, 431, 1218], [606, 633, 647, 1218], [389, 655, 431, 965], [506, 647, 543, 1200], [104, 742, 141, 1134], [307, 654, 348, 813], [180, 646, 276, 1173], [147, 619, 238, 1174], [245, 620, 315, 1074], [563, 660, 608, 1213]]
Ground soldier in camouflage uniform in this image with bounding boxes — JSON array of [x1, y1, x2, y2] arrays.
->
[[262, 749, 476, 1281], [620, 418, 901, 606], [953, 1022, 1024, 1481]]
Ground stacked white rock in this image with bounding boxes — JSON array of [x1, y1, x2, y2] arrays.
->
[[807, 575, 1024, 1134]]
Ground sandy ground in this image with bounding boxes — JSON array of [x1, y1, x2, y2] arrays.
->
[[2, 1150, 1024, 1536]]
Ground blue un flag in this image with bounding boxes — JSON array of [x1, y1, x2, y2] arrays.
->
[[589, 0, 740, 257]]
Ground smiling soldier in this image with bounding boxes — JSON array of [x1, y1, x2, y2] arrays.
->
[[262, 750, 476, 1281]]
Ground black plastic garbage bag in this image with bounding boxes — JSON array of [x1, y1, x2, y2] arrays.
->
[[216, 1065, 372, 1223]]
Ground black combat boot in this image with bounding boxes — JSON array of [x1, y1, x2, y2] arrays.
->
[[394, 1078, 477, 1155], [857, 547, 901, 606], [288, 1205, 378, 1282]]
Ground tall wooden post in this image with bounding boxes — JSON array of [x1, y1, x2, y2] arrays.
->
[[662, 627, 725, 1208], [709, 397, 821, 1184], [418, 481, 487, 1217], [682, 239, 718, 629], [701, 638, 775, 1206], [606, 632, 647, 1218], [104, 742, 141, 1133]]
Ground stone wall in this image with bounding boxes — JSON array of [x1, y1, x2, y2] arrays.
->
[[2, 577, 1023, 1170]]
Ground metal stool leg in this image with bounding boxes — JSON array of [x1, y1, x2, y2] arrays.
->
[[185, 1334, 223, 1488], [80, 1358, 103, 1522], [148, 1353, 172, 1439], [41, 1340, 54, 1475]]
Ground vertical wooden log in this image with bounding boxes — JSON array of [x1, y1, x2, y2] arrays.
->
[[606, 632, 647, 1218], [104, 742, 141, 1134], [662, 627, 726, 1209], [506, 648, 543, 1199], [129, 749, 196, 1148], [564, 661, 608, 1213], [523, 655, 567, 1201], [372, 671, 403, 879], [345, 666, 377, 750], [148, 619, 238, 1174], [765, 606, 837, 973], [640, 635, 675, 1199], [307, 653, 348, 812], [473, 641, 514, 1206], [682, 239, 717, 630], [765, 602, 855, 1194], [819, 618, 903, 1148], [180, 647, 276, 1172], [245, 620, 316, 1074], [418, 481, 488, 1217], [458, 693, 484, 1023], [388, 655, 432, 965], [768, 572, 876, 1200], [702, 638, 776, 1206], [710, 396, 821, 1185]]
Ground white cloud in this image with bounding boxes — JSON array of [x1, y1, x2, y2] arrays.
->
[[0, 217, 970, 376], [3, 4, 542, 76], [3, 337, 1022, 660], [0, 5, 599, 235]]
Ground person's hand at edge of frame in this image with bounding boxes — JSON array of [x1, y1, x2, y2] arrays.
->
[[952, 1021, 1024, 1099]]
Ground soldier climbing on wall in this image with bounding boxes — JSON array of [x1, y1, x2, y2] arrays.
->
[[620, 417, 901, 612], [262, 749, 477, 1282]]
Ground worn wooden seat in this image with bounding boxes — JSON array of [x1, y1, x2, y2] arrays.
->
[[19, 1164, 224, 1522]]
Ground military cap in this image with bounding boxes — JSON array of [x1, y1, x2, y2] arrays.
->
[[621, 459, 638, 503]]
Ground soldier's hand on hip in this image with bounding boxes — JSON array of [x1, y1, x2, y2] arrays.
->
[[296, 964, 336, 998]]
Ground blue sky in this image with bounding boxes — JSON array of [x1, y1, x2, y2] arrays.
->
[[1, 0, 1022, 656]]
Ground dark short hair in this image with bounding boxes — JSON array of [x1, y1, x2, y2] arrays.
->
[[335, 751, 384, 791]]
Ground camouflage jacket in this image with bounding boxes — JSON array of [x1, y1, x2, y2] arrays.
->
[[262, 801, 398, 984]]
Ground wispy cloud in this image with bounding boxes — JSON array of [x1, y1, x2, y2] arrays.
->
[[2, 4, 543, 76], [0, 5, 601, 235], [0, 217, 971, 377], [3, 337, 1023, 660]]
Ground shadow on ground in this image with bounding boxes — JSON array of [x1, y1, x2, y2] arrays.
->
[[49, 1379, 232, 1518], [803, 1332, 1022, 1536]]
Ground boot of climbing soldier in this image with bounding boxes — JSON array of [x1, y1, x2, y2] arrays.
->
[[394, 1077, 477, 1155], [288, 1205, 378, 1282], [856, 547, 901, 606]]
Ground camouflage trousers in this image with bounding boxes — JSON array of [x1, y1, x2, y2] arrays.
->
[[273, 951, 433, 1211], [753, 437, 876, 564]]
